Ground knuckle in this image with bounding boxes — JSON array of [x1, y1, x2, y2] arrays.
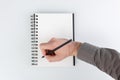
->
[[39, 43, 43, 47], [51, 37, 56, 40]]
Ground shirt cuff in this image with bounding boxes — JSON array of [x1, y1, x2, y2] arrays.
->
[[77, 43, 99, 65]]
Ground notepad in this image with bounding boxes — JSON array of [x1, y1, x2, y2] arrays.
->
[[31, 13, 75, 67]]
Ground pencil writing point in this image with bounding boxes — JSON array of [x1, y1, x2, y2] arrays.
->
[[42, 56, 45, 58]]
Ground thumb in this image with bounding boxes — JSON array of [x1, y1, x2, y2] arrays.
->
[[39, 42, 53, 55]]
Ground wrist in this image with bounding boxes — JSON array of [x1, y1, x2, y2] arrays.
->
[[72, 42, 81, 56]]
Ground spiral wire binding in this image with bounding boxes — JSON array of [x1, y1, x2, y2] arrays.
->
[[31, 14, 38, 65]]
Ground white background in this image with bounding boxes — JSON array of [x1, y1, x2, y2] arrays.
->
[[0, 0, 120, 80]]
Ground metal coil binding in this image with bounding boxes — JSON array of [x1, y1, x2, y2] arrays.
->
[[31, 14, 38, 65]]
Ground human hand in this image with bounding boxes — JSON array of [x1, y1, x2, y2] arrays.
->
[[39, 38, 81, 62]]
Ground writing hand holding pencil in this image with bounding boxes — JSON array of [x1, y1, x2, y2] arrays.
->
[[39, 38, 81, 62]]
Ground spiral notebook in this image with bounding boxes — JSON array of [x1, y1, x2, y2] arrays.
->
[[31, 13, 75, 67]]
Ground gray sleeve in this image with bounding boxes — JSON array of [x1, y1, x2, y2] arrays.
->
[[77, 43, 120, 80]]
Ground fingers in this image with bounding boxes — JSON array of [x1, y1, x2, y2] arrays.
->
[[39, 37, 57, 56], [40, 43, 50, 49], [48, 37, 56, 42], [39, 43, 49, 55], [45, 55, 61, 62], [40, 48, 46, 56]]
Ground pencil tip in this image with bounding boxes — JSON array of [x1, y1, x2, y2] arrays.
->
[[42, 56, 45, 58]]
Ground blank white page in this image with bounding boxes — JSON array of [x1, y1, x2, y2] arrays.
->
[[32, 13, 74, 67]]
